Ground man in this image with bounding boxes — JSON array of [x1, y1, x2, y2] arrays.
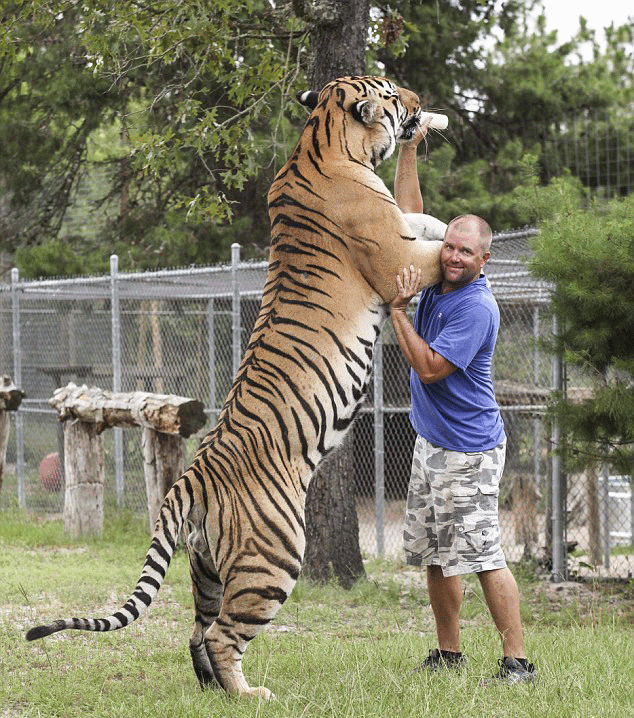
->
[[389, 122, 536, 684]]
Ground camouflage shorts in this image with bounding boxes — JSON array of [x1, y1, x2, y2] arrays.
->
[[403, 435, 507, 577]]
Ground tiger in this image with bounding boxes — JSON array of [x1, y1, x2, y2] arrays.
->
[[25, 76, 447, 700]]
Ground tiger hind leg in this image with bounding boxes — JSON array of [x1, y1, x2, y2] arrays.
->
[[203, 615, 274, 699], [187, 540, 223, 689], [202, 574, 296, 699]]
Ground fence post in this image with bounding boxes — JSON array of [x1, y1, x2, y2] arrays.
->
[[600, 467, 611, 570], [231, 243, 241, 378], [110, 254, 124, 506], [373, 332, 385, 557], [550, 314, 566, 581], [10, 268, 25, 508], [532, 307, 541, 486], [530, 306, 542, 557], [207, 298, 217, 424]]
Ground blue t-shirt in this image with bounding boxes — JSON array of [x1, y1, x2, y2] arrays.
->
[[409, 275, 505, 452]]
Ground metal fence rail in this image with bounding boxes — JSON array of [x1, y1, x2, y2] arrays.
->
[[1, 231, 632, 580]]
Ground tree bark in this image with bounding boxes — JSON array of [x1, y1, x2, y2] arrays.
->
[[0, 376, 25, 494], [0, 411, 9, 494], [49, 383, 205, 535], [298, 0, 371, 588], [304, 428, 365, 588], [142, 427, 185, 531], [295, 0, 370, 90], [63, 419, 105, 538], [512, 474, 538, 557]]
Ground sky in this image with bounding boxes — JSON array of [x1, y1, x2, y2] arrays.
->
[[538, 0, 633, 43]]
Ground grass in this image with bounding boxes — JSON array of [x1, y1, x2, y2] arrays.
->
[[1, 510, 633, 718]]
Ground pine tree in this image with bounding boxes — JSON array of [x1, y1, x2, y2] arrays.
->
[[531, 193, 634, 475]]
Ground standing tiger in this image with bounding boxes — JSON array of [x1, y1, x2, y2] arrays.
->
[[25, 76, 447, 699]]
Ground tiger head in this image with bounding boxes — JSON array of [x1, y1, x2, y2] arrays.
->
[[296, 75, 422, 170]]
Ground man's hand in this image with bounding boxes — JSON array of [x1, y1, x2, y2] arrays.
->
[[390, 265, 422, 314], [402, 117, 431, 149], [389, 264, 457, 384]]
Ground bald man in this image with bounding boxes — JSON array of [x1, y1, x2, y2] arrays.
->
[[389, 124, 536, 684]]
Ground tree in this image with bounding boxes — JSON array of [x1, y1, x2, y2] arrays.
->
[[530, 190, 634, 476], [293, 0, 371, 588], [0, 3, 126, 257], [1, 0, 308, 274], [5, 0, 634, 279]]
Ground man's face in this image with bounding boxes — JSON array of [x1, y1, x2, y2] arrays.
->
[[440, 224, 490, 291]]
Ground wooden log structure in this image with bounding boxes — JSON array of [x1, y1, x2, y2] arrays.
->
[[49, 383, 207, 537], [49, 383, 206, 438], [0, 375, 25, 494]]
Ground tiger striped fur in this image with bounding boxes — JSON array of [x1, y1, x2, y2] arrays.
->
[[25, 76, 447, 699]]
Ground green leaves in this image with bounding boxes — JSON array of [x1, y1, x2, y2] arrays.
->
[[531, 194, 634, 471], [3, 0, 634, 276]]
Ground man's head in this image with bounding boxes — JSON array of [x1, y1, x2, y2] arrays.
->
[[440, 214, 492, 292]]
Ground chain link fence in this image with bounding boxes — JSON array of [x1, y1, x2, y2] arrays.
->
[[1, 231, 632, 579]]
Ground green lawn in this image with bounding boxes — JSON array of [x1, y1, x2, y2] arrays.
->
[[1, 510, 633, 718]]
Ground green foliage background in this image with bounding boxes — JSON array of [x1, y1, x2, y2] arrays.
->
[[2, 0, 633, 276], [530, 192, 634, 474]]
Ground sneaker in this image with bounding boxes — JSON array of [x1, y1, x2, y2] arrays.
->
[[414, 648, 467, 673], [480, 656, 537, 685]]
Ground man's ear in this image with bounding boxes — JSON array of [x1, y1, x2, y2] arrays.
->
[[350, 99, 381, 126], [296, 90, 319, 110]]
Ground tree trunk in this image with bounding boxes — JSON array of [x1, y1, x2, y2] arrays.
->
[[304, 428, 365, 588], [512, 474, 538, 558], [298, 0, 370, 90], [297, 0, 371, 588]]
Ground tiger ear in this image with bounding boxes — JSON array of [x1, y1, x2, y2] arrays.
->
[[296, 90, 319, 110], [350, 99, 381, 126]]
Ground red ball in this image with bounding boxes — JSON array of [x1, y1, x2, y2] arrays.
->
[[39, 452, 62, 491]]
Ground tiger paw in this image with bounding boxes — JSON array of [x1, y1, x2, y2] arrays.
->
[[243, 686, 276, 700]]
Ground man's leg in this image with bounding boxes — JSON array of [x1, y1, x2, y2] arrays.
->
[[477, 567, 526, 659], [427, 565, 463, 653]]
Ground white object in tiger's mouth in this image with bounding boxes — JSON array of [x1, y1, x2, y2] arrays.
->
[[420, 112, 448, 130]]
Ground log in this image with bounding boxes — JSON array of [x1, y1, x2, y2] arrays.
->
[[0, 376, 25, 493], [0, 411, 9, 495], [142, 427, 184, 530], [0, 375, 25, 411], [63, 419, 105, 538], [49, 383, 207, 438]]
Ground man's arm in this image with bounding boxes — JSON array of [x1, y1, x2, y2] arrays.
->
[[394, 122, 429, 214], [389, 265, 456, 384]]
